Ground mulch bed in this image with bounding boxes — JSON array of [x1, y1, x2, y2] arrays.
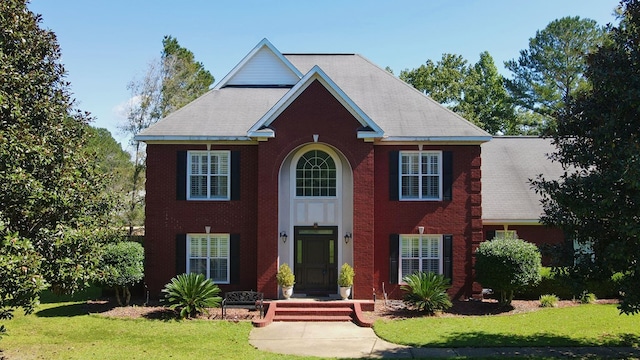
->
[[84, 297, 618, 322]]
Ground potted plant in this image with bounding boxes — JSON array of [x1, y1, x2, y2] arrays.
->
[[276, 263, 295, 299], [337, 263, 355, 300]]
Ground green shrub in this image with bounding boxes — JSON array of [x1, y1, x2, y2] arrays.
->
[[99, 241, 144, 306], [401, 272, 452, 314], [539, 294, 559, 307], [161, 273, 221, 319], [337, 263, 355, 287], [579, 291, 597, 304], [475, 237, 542, 306], [276, 263, 295, 287], [519, 267, 622, 300]]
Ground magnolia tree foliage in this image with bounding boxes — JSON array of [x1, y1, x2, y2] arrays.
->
[[533, 0, 640, 315], [0, 222, 46, 338], [0, 0, 116, 334], [100, 241, 144, 306], [475, 237, 542, 306]]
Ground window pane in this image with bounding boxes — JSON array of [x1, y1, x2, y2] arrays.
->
[[190, 259, 207, 276], [190, 237, 207, 257], [401, 176, 419, 198], [210, 259, 227, 283], [210, 175, 228, 198], [422, 175, 439, 199], [295, 150, 336, 197], [422, 258, 439, 274], [401, 259, 419, 278]]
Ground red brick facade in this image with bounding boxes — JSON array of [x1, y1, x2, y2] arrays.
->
[[143, 79, 558, 300]]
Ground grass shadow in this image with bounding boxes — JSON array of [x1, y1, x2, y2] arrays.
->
[[402, 331, 640, 348], [36, 300, 116, 318]]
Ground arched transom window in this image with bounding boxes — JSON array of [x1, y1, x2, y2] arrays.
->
[[296, 150, 336, 197]]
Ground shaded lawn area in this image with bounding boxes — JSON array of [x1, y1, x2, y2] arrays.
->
[[0, 302, 315, 360], [374, 304, 640, 348]]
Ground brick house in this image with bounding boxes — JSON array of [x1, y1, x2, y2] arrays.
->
[[136, 39, 558, 300]]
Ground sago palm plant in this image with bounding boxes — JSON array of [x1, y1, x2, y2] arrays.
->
[[161, 273, 222, 319], [401, 272, 452, 315]]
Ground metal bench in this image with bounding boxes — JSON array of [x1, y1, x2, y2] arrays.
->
[[221, 291, 264, 319]]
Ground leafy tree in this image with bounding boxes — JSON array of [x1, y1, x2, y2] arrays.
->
[[121, 36, 214, 237], [0, 0, 116, 334], [0, 222, 46, 339], [84, 127, 135, 227], [505, 16, 607, 134], [400, 52, 516, 135], [533, 0, 640, 315], [100, 241, 144, 306], [475, 237, 542, 306]]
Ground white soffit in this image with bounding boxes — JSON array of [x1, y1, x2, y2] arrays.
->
[[214, 38, 302, 89], [247, 65, 384, 138]]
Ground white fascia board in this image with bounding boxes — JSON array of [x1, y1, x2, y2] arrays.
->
[[482, 219, 543, 226], [380, 136, 493, 144], [247, 128, 275, 138], [248, 65, 384, 137], [134, 135, 254, 142], [213, 38, 302, 90]]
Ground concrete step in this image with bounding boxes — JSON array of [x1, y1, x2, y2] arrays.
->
[[275, 306, 353, 317], [274, 314, 354, 322]]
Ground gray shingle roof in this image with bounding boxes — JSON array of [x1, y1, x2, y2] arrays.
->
[[137, 49, 490, 141], [481, 137, 564, 223]]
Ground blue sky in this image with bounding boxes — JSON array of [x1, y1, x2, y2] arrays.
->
[[28, 0, 619, 148]]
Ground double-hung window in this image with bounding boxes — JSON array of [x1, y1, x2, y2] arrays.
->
[[400, 234, 442, 280], [188, 151, 230, 200], [495, 230, 518, 240], [187, 234, 229, 283], [400, 151, 442, 200]]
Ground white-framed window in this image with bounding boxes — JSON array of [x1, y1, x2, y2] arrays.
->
[[495, 230, 518, 240], [187, 233, 230, 284], [400, 234, 443, 280], [400, 151, 442, 200], [188, 151, 230, 200], [295, 149, 337, 197]]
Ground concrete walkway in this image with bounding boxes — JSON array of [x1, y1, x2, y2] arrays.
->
[[249, 322, 640, 359]]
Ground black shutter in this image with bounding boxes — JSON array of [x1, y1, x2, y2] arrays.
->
[[486, 230, 496, 241], [389, 151, 399, 201], [389, 234, 400, 284], [230, 234, 240, 283], [443, 151, 453, 201], [230, 151, 240, 200], [176, 151, 187, 200], [443, 234, 453, 282], [176, 234, 187, 275]]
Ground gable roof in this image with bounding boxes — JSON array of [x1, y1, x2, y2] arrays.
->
[[481, 137, 564, 224], [214, 38, 302, 89], [136, 39, 491, 143], [247, 65, 384, 139]]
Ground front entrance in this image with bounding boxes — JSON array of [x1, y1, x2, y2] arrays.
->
[[294, 226, 338, 295]]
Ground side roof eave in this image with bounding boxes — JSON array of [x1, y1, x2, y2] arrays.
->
[[214, 38, 303, 90], [247, 65, 384, 138]]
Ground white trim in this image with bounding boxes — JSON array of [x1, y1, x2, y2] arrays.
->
[[187, 150, 231, 201], [398, 234, 444, 283], [399, 150, 443, 201], [482, 219, 542, 225], [381, 136, 492, 143], [135, 135, 255, 142], [247, 65, 384, 139], [214, 38, 302, 89], [186, 233, 230, 284]]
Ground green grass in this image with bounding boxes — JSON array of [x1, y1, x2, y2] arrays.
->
[[0, 302, 316, 360], [374, 304, 640, 348]]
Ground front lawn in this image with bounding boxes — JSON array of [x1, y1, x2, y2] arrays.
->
[[374, 303, 640, 348], [0, 302, 314, 360]]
